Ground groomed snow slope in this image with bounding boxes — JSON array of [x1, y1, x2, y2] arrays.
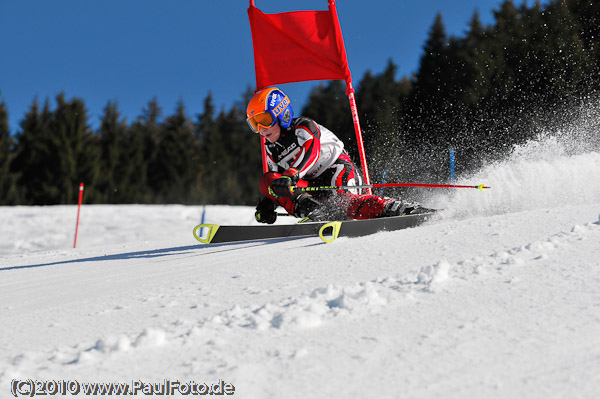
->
[[1, 134, 599, 398]]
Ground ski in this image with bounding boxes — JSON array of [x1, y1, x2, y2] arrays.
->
[[316, 212, 435, 243], [193, 212, 435, 244]]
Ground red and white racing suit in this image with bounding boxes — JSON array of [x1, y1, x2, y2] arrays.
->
[[259, 116, 390, 220]]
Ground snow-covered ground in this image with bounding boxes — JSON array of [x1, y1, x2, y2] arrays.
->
[[1, 133, 600, 398]]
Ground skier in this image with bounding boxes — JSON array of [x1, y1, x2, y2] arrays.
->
[[247, 86, 425, 224]]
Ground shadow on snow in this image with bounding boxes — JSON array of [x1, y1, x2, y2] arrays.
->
[[0, 236, 318, 272]]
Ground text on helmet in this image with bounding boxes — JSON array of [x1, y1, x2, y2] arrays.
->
[[272, 96, 290, 117]]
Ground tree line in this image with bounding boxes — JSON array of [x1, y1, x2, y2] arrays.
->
[[1, 0, 599, 206]]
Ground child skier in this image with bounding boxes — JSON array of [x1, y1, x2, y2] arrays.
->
[[246, 86, 426, 224]]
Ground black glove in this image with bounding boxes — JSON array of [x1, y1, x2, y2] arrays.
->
[[269, 169, 299, 198], [255, 197, 277, 224]]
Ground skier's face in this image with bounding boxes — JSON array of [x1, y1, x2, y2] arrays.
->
[[260, 123, 281, 143]]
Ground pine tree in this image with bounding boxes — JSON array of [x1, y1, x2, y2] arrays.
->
[[459, 10, 489, 106], [49, 94, 101, 204], [413, 13, 451, 105], [445, 10, 492, 173], [130, 98, 163, 203], [0, 97, 19, 204], [97, 101, 130, 203], [12, 99, 52, 204], [195, 89, 262, 205], [196, 93, 224, 204], [355, 60, 411, 182], [12, 94, 101, 204], [566, 0, 600, 86], [541, 0, 591, 102], [151, 100, 200, 203], [408, 12, 454, 153], [197, 98, 241, 204], [220, 100, 262, 205], [402, 13, 457, 182], [487, 1, 521, 104]]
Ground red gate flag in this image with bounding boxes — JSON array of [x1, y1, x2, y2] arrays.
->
[[248, 0, 352, 89], [247, 0, 371, 190]]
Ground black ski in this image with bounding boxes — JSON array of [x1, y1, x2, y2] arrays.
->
[[317, 212, 434, 242], [193, 212, 435, 244]]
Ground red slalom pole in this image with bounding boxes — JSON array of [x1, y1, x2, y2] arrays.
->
[[73, 182, 84, 248]]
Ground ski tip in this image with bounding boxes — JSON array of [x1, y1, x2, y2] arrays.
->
[[193, 224, 220, 244], [319, 221, 341, 243]]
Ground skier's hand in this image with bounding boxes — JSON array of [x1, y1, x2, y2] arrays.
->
[[269, 169, 299, 198], [269, 177, 294, 198], [255, 197, 277, 224]]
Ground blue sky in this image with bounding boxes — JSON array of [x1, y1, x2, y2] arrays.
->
[[1, 0, 534, 133]]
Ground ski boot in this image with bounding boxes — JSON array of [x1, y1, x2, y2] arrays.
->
[[292, 192, 328, 221], [381, 199, 435, 217]]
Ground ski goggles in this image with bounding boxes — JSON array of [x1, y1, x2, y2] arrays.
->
[[246, 111, 275, 133]]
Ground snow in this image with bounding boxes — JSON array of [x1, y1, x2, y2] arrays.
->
[[1, 134, 600, 398]]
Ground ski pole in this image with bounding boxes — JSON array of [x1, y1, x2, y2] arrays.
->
[[295, 182, 490, 192]]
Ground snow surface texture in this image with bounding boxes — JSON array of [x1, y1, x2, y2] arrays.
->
[[1, 133, 600, 398]]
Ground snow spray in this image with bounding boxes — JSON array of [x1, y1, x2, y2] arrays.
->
[[430, 107, 600, 218]]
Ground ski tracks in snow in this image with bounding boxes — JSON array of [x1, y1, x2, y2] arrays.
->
[[3, 213, 599, 390]]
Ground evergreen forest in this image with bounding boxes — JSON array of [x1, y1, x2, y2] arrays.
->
[[2, 0, 600, 205]]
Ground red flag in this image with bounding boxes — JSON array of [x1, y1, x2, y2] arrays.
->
[[248, 1, 351, 89]]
